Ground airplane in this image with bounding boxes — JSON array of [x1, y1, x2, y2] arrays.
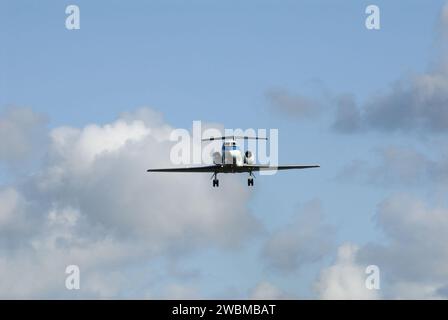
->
[[146, 136, 320, 187]]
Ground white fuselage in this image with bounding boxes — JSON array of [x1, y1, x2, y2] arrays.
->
[[221, 140, 244, 166]]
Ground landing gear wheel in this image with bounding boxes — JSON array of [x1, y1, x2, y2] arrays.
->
[[211, 172, 219, 187], [248, 178, 254, 186]]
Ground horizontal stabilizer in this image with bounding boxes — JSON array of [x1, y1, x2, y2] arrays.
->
[[201, 136, 268, 141]]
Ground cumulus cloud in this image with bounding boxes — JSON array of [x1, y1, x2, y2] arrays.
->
[[271, 65, 448, 134], [336, 145, 448, 187], [161, 284, 201, 299], [332, 69, 448, 135], [315, 194, 448, 299], [362, 71, 448, 133], [387, 282, 447, 300], [314, 244, 379, 300], [31, 108, 260, 250], [335, 3, 448, 134], [249, 281, 290, 299], [0, 187, 24, 229], [261, 200, 335, 273], [357, 194, 448, 298], [0, 106, 47, 164], [271, 3, 448, 135], [0, 187, 30, 247], [258, 192, 448, 299], [0, 200, 148, 298], [0, 106, 261, 298]]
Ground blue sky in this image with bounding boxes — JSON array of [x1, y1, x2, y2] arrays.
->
[[2, 0, 441, 125], [1, 0, 448, 299]]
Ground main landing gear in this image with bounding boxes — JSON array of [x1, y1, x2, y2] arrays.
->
[[210, 172, 255, 187], [247, 171, 255, 187], [212, 172, 219, 187]]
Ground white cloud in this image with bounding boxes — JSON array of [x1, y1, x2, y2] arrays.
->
[[31, 108, 260, 250], [0, 107, 261, 298], [0, 200, 149, 298], [161, 284, 201, 299], [262, 200, 335, 272], [314, 244, 379, 300], [387, 282, 446, 300], [0, 187, 22, 228], [0, 187, 31, 243], [249, 281, 289, 299], [49, 120, 150, 170], [312, 193, 448, 300], [357, 194, 448, 298]]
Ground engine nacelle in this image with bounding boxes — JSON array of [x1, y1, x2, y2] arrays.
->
[[213, 151, 222, 165], [244, 150, 254, 165]]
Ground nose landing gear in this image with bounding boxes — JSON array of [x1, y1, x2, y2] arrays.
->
[[247, 171, 255, 187], [211, 172, 219, 187]]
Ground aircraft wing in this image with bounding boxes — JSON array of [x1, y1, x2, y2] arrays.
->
[[147, 165, 220, 173], [242, 164, 320, 172], [147, 164, 320, 173]]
